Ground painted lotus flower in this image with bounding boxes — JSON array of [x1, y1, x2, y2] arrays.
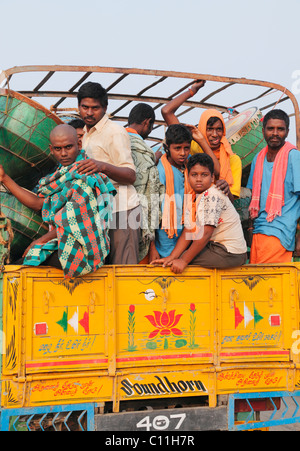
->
[[145, 310, 183, 339]]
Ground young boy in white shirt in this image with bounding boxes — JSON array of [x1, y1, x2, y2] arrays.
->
[[151, 153, 247, 273]]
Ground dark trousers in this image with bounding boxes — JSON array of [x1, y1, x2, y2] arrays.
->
[[14, 250, 62, 269], [105, 206, 141, 265], [190, 241, 247, 269]]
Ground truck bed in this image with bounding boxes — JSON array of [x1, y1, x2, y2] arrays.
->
[[1, 263, 299, 414]]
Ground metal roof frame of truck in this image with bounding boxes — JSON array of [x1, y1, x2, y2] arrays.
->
[[0, 65, 299, 148]]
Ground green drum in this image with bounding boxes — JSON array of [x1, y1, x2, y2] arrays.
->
[[57, 113, 82, 122], [0, 88, 62, 190], [225, 107, 266, 169], [233, 195, 251, 222], [0, 191, 48, 262]]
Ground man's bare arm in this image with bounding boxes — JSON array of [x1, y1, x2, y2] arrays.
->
[[162, 80, 206, 126], [0, 165, 43, 211], [76, 159, 136, 184]]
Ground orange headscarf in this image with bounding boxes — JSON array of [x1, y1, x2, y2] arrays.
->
[[197, 109, 234, 186]]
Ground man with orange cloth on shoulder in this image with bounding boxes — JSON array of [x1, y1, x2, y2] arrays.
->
[[247, 109, 300, 263]]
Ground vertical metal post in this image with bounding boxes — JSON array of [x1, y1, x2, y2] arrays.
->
[[0, 214, 7, 379]]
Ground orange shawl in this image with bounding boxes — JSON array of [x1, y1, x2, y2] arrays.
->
[[198, 109, 234, 186], [249, 141, 295, 222], [160, 154, 191, 238]]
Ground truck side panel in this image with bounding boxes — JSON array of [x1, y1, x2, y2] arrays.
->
[[219, 266, 297, 363], [1, 264, 300, 410]]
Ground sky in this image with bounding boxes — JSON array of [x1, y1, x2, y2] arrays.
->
[[1, 0, 300, 138]]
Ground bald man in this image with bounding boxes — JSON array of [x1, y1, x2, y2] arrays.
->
[[0, 124, 116, 276], [0, 124, 80, 212], [49, 123, 81, 166]]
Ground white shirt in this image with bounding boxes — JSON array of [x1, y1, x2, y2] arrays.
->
[[196, 185, 247, 254], [83, 114, 139, 213]]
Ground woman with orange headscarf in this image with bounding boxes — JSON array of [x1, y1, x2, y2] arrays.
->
[[161, 80, 242, 201]]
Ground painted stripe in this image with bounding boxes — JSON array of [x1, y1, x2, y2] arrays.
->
[[26, 349, 287, 369], [117, 353, 213, 362], [220, 350, 290, 357], [25, 352, 213, 368], [25, 358, 108, 368]]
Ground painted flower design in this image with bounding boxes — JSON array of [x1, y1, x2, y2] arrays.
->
[[145, 310, 183, 339], [127, 304, 137, 351]]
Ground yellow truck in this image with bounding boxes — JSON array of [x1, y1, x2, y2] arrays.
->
[[1, 263, 300, 431], [0, 66, 300, 431]]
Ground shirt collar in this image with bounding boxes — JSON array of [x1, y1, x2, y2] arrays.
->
[[84, 113, 109, 135], [126, 127, 144, 140]]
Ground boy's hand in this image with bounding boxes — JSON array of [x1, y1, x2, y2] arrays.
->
[[170, 258, 188, 274], [190, 80, 206, 95], [150, 256, 188, 273], [185, 124, 205, 143], [150, 256, 174, 267]]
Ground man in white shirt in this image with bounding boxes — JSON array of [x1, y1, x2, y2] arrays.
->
[[76, 82, 140, 264]]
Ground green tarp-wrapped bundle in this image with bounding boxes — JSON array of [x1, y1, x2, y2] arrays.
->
[[0, 88, 62, 260], [0, 88, 62, 190], [0, 192, 48, 261]]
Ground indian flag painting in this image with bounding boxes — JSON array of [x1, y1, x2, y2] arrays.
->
[[57, 307, 90, 334], [234, 302, 264, 329]]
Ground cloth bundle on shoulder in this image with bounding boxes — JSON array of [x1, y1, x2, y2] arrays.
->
[[129, 132, 164, 260], [24, 152, 116, 278]]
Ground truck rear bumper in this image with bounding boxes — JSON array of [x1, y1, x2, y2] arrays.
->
[[2, 390, 300, 431], [95, 405, 228, 431]]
